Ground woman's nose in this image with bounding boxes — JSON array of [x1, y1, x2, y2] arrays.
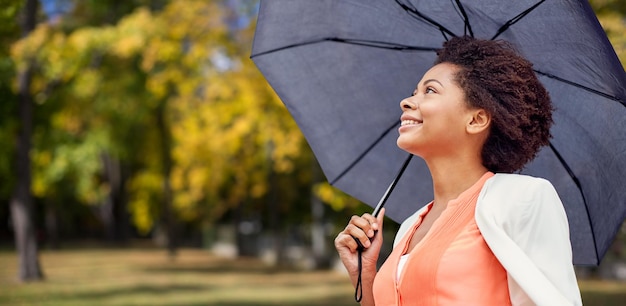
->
[[400, 98, 416, 111]]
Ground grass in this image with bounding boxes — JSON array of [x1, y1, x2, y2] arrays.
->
[[0, 247, 356, 306], [0, 247, 625, 305]]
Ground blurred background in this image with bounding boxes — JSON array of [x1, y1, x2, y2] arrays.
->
[[0, 0, 625, 305]]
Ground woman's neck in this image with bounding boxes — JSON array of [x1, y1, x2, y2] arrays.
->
[[426, 157, 488, 209]]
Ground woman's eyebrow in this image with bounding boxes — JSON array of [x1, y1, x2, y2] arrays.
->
[[423, 79, 444, 87]]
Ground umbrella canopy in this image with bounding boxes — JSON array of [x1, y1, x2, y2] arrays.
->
[[251, 0, 626, 266]]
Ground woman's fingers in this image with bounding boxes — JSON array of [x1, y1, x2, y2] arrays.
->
[[335, 230, 360, 251], [335, 210, 385, 253], [353, 214, 379, 233], [344, 223, 372, 249], [334, 210, 386, 275], [345, 213, 379, 249]]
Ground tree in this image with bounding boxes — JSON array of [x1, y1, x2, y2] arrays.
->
[[8, 0, 361, 266], [591, 0, 626, 68], [0, 1, 21, 200], [10, 0, 43, 282]]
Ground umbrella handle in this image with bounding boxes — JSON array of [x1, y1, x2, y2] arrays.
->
[[355, 239, 365, 302]]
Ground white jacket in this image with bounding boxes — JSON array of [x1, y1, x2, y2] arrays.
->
[[393, 174, 582, 306]]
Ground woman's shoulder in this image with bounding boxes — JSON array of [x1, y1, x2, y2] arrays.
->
[[481, 173, 557, 204], [477, 173, 564, 224], [487, 173, 554, 191]]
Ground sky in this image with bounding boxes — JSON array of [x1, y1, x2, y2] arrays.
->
[[39, 0, 74, 23]]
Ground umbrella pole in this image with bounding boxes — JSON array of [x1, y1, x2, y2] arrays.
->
[[372, 153, 413, 217], [354, 153, 413, 302]]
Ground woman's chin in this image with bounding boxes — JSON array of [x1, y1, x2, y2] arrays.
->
[[396, 138, 420, 155]]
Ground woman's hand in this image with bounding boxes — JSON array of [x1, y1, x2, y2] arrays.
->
[[334, 208, 386, 277]]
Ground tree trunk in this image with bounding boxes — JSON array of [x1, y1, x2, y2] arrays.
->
[[234, 201, 261, 258], [310, 188, 329, 269], [100, 152, 128, 243], [44, 199, 59, 249], [265, 142, 284, 265], [310, 158, 329, 269], [10, 0, 42, 282], [156, 101, 177, 258]]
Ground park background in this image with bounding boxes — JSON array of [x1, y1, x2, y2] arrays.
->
[[1, 0, 625, 305]]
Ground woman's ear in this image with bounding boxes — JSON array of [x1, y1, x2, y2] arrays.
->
[[467, 109, 491, 135]]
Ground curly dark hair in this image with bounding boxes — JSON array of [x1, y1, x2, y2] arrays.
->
[[435, 36, 553, 173]]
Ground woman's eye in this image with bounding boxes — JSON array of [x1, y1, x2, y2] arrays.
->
[[425, 87, 436, 94]]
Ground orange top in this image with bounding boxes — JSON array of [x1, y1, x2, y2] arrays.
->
[[373, 172, 511, 305]]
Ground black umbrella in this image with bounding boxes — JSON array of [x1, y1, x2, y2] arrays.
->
[[251, 0, 626, 266]]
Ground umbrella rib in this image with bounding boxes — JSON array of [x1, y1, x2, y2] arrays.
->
[[535, 69, 625, 104], [328, 38, 439, 52], [251, 38, 438, 58], [394, 0, 457, 39], [453, 0, 474, 37], [548, 142, 600, 264], [329, 120, 399, 185], [491, 0, 547, 40]]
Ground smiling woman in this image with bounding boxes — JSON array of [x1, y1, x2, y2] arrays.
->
[[334, 36, 582, 306], [397, 63, 483, 160]]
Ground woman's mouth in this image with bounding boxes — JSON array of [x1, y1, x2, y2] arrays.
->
[[401, 119, 422, 126]]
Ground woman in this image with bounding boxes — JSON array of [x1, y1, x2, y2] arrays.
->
[[334, 36, 582, 305]]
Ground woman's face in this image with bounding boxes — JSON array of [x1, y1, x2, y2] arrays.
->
[[397, 62, 477, 158]]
